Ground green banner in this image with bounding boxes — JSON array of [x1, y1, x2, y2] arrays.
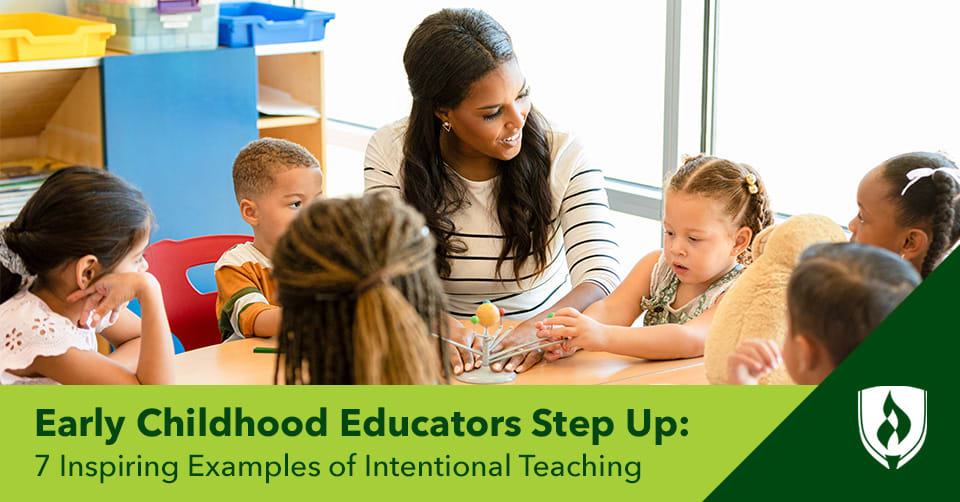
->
[[4, 253, 957, 499], [1, 386, 807, 499], [707, 250, 960, 498]]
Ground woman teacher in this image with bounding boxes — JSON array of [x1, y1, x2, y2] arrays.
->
[[364, 8, 620, 374]]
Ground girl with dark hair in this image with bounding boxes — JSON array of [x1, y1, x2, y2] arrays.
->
[[849, 151, 960, 278], [850, 152, 960, 277], [272, 192, 448, 384], [364, 8, 620, 374], [0, 166, 174, 384]]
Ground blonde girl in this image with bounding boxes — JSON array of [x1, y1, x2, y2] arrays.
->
[[537, 155, 773, 360]]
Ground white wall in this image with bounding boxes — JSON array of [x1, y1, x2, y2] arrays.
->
[[0, 0, 66, 14]]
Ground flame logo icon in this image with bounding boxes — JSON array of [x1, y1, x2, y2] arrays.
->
[[858, 386, 927, 470], [877, 391, 911, 450]]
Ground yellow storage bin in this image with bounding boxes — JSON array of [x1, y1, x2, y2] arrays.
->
[[0, 13, 115, 62]]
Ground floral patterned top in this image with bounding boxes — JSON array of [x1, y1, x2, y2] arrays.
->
[[639, 253, 743, 326], [0, 286, 112, 385]]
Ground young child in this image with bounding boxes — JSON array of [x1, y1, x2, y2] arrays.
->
[[727, 242, 920, 385], [849, 151, 960, 278], [271, 192, 449, 384], [216, 138, 324, 342], [536, 155, 773, 359], [0, 166, 174, 385]]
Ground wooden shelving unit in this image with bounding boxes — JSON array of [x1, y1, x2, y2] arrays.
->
[[255, 41, 326, 190], [0, 58, 104, 169], [1, 41, 328, 238], [257, 115, 319, 129]]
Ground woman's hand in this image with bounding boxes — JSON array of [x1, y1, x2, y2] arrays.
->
[[446, 316, 482, 375], [536, 307, 608, 352], [490, 320, 544, 373], [726, 338, 783, 385], [66, 272, 158, 329]]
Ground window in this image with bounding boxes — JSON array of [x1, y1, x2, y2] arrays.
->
[[307, 0, 678, 262], [713, 0, 960, 225], [305, 1, 960, 262], [309, 0, 669, 188]]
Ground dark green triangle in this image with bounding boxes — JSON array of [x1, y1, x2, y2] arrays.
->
[[706, 250, 960, 499]]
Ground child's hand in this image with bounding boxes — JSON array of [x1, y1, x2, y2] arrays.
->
[[542, 344, 579, 362], [727, 338, 783, 385], [67, 273, 161, 329], [535, 307, 607, 352]]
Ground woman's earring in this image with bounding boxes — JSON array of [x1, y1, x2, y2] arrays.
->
[[442, 121, 452, 133]]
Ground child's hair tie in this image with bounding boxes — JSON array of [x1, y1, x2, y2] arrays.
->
[[355, 268, 392, 294], [744, 173, 759, 194], [900, 166, 960, 196], [0, 229, 31, 278]]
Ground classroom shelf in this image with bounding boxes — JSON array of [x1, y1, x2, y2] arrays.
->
[[3, 42, 327, 240], [257, 115, 319, 129], [256, 48, 326, 191], [253, 40, 323, 56], [0, 55, 101, 73], [0, 65, 104, 169]]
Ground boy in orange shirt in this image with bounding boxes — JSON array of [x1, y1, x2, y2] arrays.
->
[[216, 138, 324, 341]]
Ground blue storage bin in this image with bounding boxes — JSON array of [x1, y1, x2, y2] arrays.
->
[[218, 2, 334, 47]]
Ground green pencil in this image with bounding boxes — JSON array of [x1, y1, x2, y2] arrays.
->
[[253, 347, 277, 354]]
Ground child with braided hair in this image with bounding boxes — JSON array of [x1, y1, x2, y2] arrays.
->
[[271, 191, 450, 384], [537, 155, 773, 360], [850, 151, 960, 278]]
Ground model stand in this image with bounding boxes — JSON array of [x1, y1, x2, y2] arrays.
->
[[434, 301, 566, 384]]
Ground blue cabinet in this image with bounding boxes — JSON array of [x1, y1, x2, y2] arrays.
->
[[102, 47, 259, 241]]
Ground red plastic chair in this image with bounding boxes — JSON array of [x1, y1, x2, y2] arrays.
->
[[144, 235, 253, 351]]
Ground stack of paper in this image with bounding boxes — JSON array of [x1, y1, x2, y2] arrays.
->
[[258, 85, 321, 118], [0, 159, 69, 227]]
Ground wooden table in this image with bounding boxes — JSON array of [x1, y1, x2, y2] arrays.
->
[[604, 361, 708, 385], [174, 337, 708, 385]]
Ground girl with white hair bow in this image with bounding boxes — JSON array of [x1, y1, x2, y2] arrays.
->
[[849, 151, 960, 278]]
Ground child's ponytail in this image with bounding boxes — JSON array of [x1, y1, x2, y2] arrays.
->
[[354, 271, 444, 385], [923, 170, 960, 277], [273, 191, 449, 385]]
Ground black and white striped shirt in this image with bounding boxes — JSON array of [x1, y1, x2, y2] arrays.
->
[[364, 119, 621, 321]]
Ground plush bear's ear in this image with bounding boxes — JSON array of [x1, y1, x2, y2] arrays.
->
[[752, 224, 777, 259]]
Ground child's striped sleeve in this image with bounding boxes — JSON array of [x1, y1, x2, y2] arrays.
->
[[215, 264, 278, 342]]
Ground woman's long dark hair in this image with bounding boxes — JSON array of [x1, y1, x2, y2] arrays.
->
[[0, 166, 153, 302], [401, 8, 553, 281]]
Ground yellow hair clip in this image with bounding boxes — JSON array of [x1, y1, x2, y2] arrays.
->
[[745, 173, 759, 194]]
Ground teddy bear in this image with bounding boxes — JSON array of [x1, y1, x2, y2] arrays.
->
[[704, 214, 847, 384]]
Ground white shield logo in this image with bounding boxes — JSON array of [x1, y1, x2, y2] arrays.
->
[[858, 386, 927, 469]]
